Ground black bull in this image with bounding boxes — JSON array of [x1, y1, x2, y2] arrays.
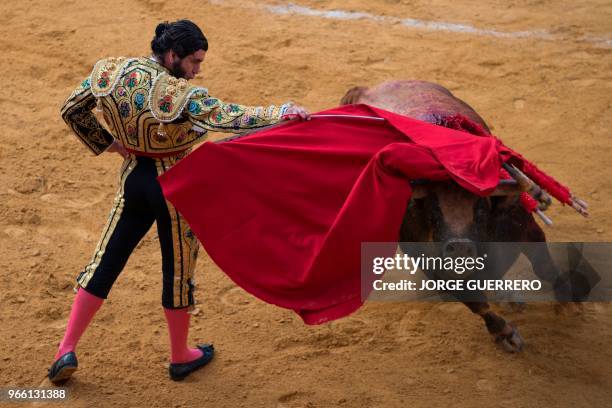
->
[[398, 183, 570, 352], [341, 80, 581, 352]]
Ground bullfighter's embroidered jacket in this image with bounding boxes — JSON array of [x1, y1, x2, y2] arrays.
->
[[61, 56, 291, 155]]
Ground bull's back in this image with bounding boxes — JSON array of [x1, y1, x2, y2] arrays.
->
[[341, 80, 490, 132]]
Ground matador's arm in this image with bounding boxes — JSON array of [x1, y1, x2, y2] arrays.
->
[[149, 73, 291, 134], [184, 89, 291, 133], [60, 77, 114, 155]]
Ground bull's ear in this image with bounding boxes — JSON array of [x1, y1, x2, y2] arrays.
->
[[340, 86, 368, 105]]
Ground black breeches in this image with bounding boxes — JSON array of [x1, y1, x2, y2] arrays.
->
[[76, 156, 199, 308]]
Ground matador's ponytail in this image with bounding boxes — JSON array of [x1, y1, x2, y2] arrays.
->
[[151, 20, 208, 59]]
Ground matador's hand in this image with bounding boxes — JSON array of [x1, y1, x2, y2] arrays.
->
[[106, 140, 129, 159], [282, 104, 310, 121]]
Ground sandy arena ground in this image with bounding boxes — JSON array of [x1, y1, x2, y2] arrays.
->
[[1, 0, 611, 407]]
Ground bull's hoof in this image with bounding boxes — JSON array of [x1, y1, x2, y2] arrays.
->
[[495, 324, 524, 353]]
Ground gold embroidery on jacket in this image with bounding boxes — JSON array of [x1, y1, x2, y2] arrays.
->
[[63, 57, 289, 156], [62, 57, 289, 154], [150, 73, 207, 123], [90, 57, 136, 97], [61, 77, 114, 155], [151, 72, 289, 133]]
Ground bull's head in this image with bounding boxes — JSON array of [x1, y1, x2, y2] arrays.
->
[[400, 179, 534, 260]]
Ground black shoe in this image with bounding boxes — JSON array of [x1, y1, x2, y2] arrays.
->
[[169, 344, 215, 381], [48, 352, 78, 385]]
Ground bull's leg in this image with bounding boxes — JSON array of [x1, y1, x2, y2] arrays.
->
[[521, 244, 574, 303], [446, 263, 524, 351], [492, 203, 572, 302], [520, 216, 595, 314], [518, 215, 573, 302], [463, 301, 524, 353], [564, 243, 600, 302]]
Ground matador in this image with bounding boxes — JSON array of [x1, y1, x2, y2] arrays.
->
[[48, 19, 307, 383]]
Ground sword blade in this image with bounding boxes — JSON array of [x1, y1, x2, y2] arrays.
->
[[213, 114, 386, 144]]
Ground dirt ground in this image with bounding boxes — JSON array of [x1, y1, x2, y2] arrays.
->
[[1, 0, 611, 407]]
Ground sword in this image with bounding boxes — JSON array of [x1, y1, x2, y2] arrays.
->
[[212, 113, 386, 144], [307, 114, 386, 121]]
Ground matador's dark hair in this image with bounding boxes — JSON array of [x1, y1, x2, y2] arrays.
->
[[151, 19, 208, 59]]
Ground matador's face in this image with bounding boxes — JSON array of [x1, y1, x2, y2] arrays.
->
[[166, 49, 206, 80]]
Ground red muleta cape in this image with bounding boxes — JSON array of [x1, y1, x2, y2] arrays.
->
[[158, 104, 570, 324]]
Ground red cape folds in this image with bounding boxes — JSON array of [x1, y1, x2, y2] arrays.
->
[[157, 104, 567, 324]]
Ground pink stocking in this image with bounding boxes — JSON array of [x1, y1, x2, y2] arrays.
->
[[55, 288, 104, 359], [163, 307, 203, 364]]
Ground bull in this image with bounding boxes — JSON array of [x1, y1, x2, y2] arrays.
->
[[340, 80, 588, 352]]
